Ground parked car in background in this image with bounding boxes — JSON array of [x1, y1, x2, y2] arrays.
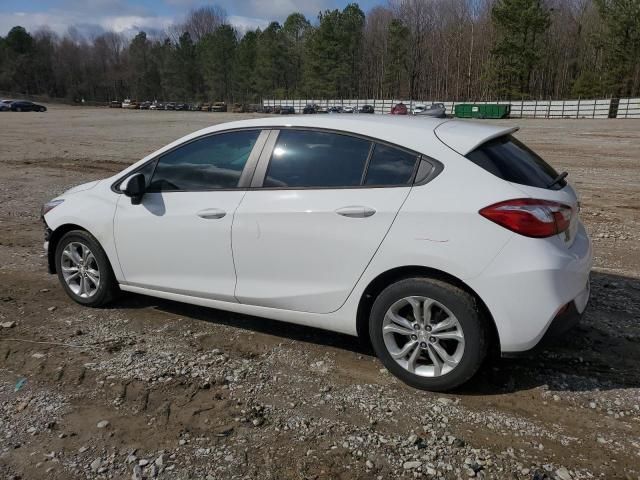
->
[[122, 100, 140, 110], [0, 100, 12, 111], [232, 103, 245, 113], [109, 101, 122, 108], [212, 102, 227, 112], [413, 103, 447, 118], [200, 103, 211, 112], [328, 106, 343, 113], [342, 106, 355, 113], [262, 106, 274, 114], [391, 103, 408, 115], [303, 104, 318, 114], [9, 100, 47, 112], [139, 101, 152, 110], [164, 102, 176, 111], [316, 105, 328, 114], [279, 106, 295, 114], [359, 104, 375, 114], [175, 103, 188, 111], [41, 115, 591, 392]]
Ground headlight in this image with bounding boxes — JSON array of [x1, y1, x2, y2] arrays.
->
[[41, 199, 64, 217]]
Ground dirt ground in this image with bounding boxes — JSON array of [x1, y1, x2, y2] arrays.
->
[[0, 106, 639, 480]]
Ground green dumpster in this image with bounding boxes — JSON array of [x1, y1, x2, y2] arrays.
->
[[454, 103, 510, 119]]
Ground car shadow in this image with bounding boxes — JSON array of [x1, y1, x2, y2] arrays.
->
[[111, 270, 640, 394], [113, 293, 373, 356]]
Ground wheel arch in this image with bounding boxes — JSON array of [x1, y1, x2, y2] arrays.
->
[[47, 224, 95, 274], [355, 265, 501, 353]]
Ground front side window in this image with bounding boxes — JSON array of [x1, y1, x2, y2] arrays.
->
[[264, 130, 372, 188], [148, 130, 260, 191], [364, 144, 418, 186]]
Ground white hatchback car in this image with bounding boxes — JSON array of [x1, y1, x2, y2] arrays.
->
[[42, 116, 592, 391]]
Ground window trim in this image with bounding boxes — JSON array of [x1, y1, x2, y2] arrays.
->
[[250, 127, 435, 190], [110, 128, 270, 194]]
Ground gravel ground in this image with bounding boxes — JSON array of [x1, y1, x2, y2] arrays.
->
[[0, 106, 639, 480]]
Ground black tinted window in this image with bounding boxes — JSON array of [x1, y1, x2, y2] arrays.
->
[[264, 130, 371, 188], [149, 130, 259, 191], [466, 135, 565, 190], [365, 144, 418, 185]]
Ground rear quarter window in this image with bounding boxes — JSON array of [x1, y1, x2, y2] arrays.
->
[[466, 135, 566, 190]]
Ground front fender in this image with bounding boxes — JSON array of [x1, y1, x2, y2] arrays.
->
[[44, 182, 123, 281]]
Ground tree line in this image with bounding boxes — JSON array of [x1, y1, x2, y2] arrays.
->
[[0, 0, 639, 104]]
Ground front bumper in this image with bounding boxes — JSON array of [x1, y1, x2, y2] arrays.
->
[[43, 224, 54, 274]]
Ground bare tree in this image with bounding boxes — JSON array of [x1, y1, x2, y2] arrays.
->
[[171, 5, 227, 42]]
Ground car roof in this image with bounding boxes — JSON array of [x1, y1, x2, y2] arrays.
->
[[197, 116, 518, 157]]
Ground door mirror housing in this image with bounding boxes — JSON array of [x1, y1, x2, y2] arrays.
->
[[123, 173, 146, 204]]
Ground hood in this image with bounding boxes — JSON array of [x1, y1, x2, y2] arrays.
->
[[64, 180, 102, 195]]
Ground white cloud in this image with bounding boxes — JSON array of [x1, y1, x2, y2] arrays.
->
[[0, 0, 340, 38], [216, 0, 337, 21], [227, 15, 270, 33], [0, 11, 173, 38]]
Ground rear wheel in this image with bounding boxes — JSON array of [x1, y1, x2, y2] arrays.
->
[[369, 277, 487, 391], [55, 230, 119, 307]]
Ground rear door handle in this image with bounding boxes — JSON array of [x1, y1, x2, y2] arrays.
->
[[335, 206, 376, 218], [197, 208, 226, 219]]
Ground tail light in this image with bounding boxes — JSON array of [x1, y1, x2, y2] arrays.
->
[[479, 199, 572, 238]]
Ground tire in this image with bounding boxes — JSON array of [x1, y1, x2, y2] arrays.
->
[[369, 277, 487, 391], [15, 107, 21, 112], [55, 230, 119, 307]]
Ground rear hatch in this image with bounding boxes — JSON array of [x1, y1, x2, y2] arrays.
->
[[464, 134, 579, 247]]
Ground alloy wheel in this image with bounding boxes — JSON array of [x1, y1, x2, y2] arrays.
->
[[382, 296, 465, 377], [61, 242, 101, 298]]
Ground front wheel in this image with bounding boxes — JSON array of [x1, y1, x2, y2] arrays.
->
[[55, 230, 119, 307], [369, 277, 487, 391]]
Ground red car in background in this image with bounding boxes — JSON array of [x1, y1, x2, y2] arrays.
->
[[390, 102, 408, 115]]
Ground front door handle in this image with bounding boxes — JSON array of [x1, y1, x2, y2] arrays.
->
[[197, 208, 226, 219], [335, 206, 376, 218]]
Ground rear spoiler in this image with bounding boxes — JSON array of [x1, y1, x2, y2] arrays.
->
[[434, 120, 519, 156]]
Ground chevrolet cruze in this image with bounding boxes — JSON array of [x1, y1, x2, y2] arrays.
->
[[42, 116, 592, 391]]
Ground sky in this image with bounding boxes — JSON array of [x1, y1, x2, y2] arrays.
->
[[0, 0, 384, 38]]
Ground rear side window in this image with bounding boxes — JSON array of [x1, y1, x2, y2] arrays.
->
[[264, 130, 371, 188], [466, 135, 565, 190], [364, 144, 418, 186], [148, 130, 260, 191]]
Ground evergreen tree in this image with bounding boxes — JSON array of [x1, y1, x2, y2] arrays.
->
[[385, 19, 409, 97], [283, 13, 311, 95], [199, 24, 238, 101], [490, 0, 551, 98], [595, 0, 640, 96], [235, 30, 259, 102]]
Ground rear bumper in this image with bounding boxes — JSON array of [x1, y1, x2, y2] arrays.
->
[[501, 292, 587, 357], [470, 222, 593, 353]]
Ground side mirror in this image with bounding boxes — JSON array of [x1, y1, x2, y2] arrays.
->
[[123, 173, 146, 205]]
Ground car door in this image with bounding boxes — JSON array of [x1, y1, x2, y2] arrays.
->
[[114, 129, 267, 301], [232, 129, 420, 314]]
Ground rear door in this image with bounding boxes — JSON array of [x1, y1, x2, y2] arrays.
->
[[232, 129, 420, 314]]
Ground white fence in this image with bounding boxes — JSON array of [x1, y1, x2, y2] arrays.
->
[[262, 98, 640, 119], [618, 98, 640, 118]]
